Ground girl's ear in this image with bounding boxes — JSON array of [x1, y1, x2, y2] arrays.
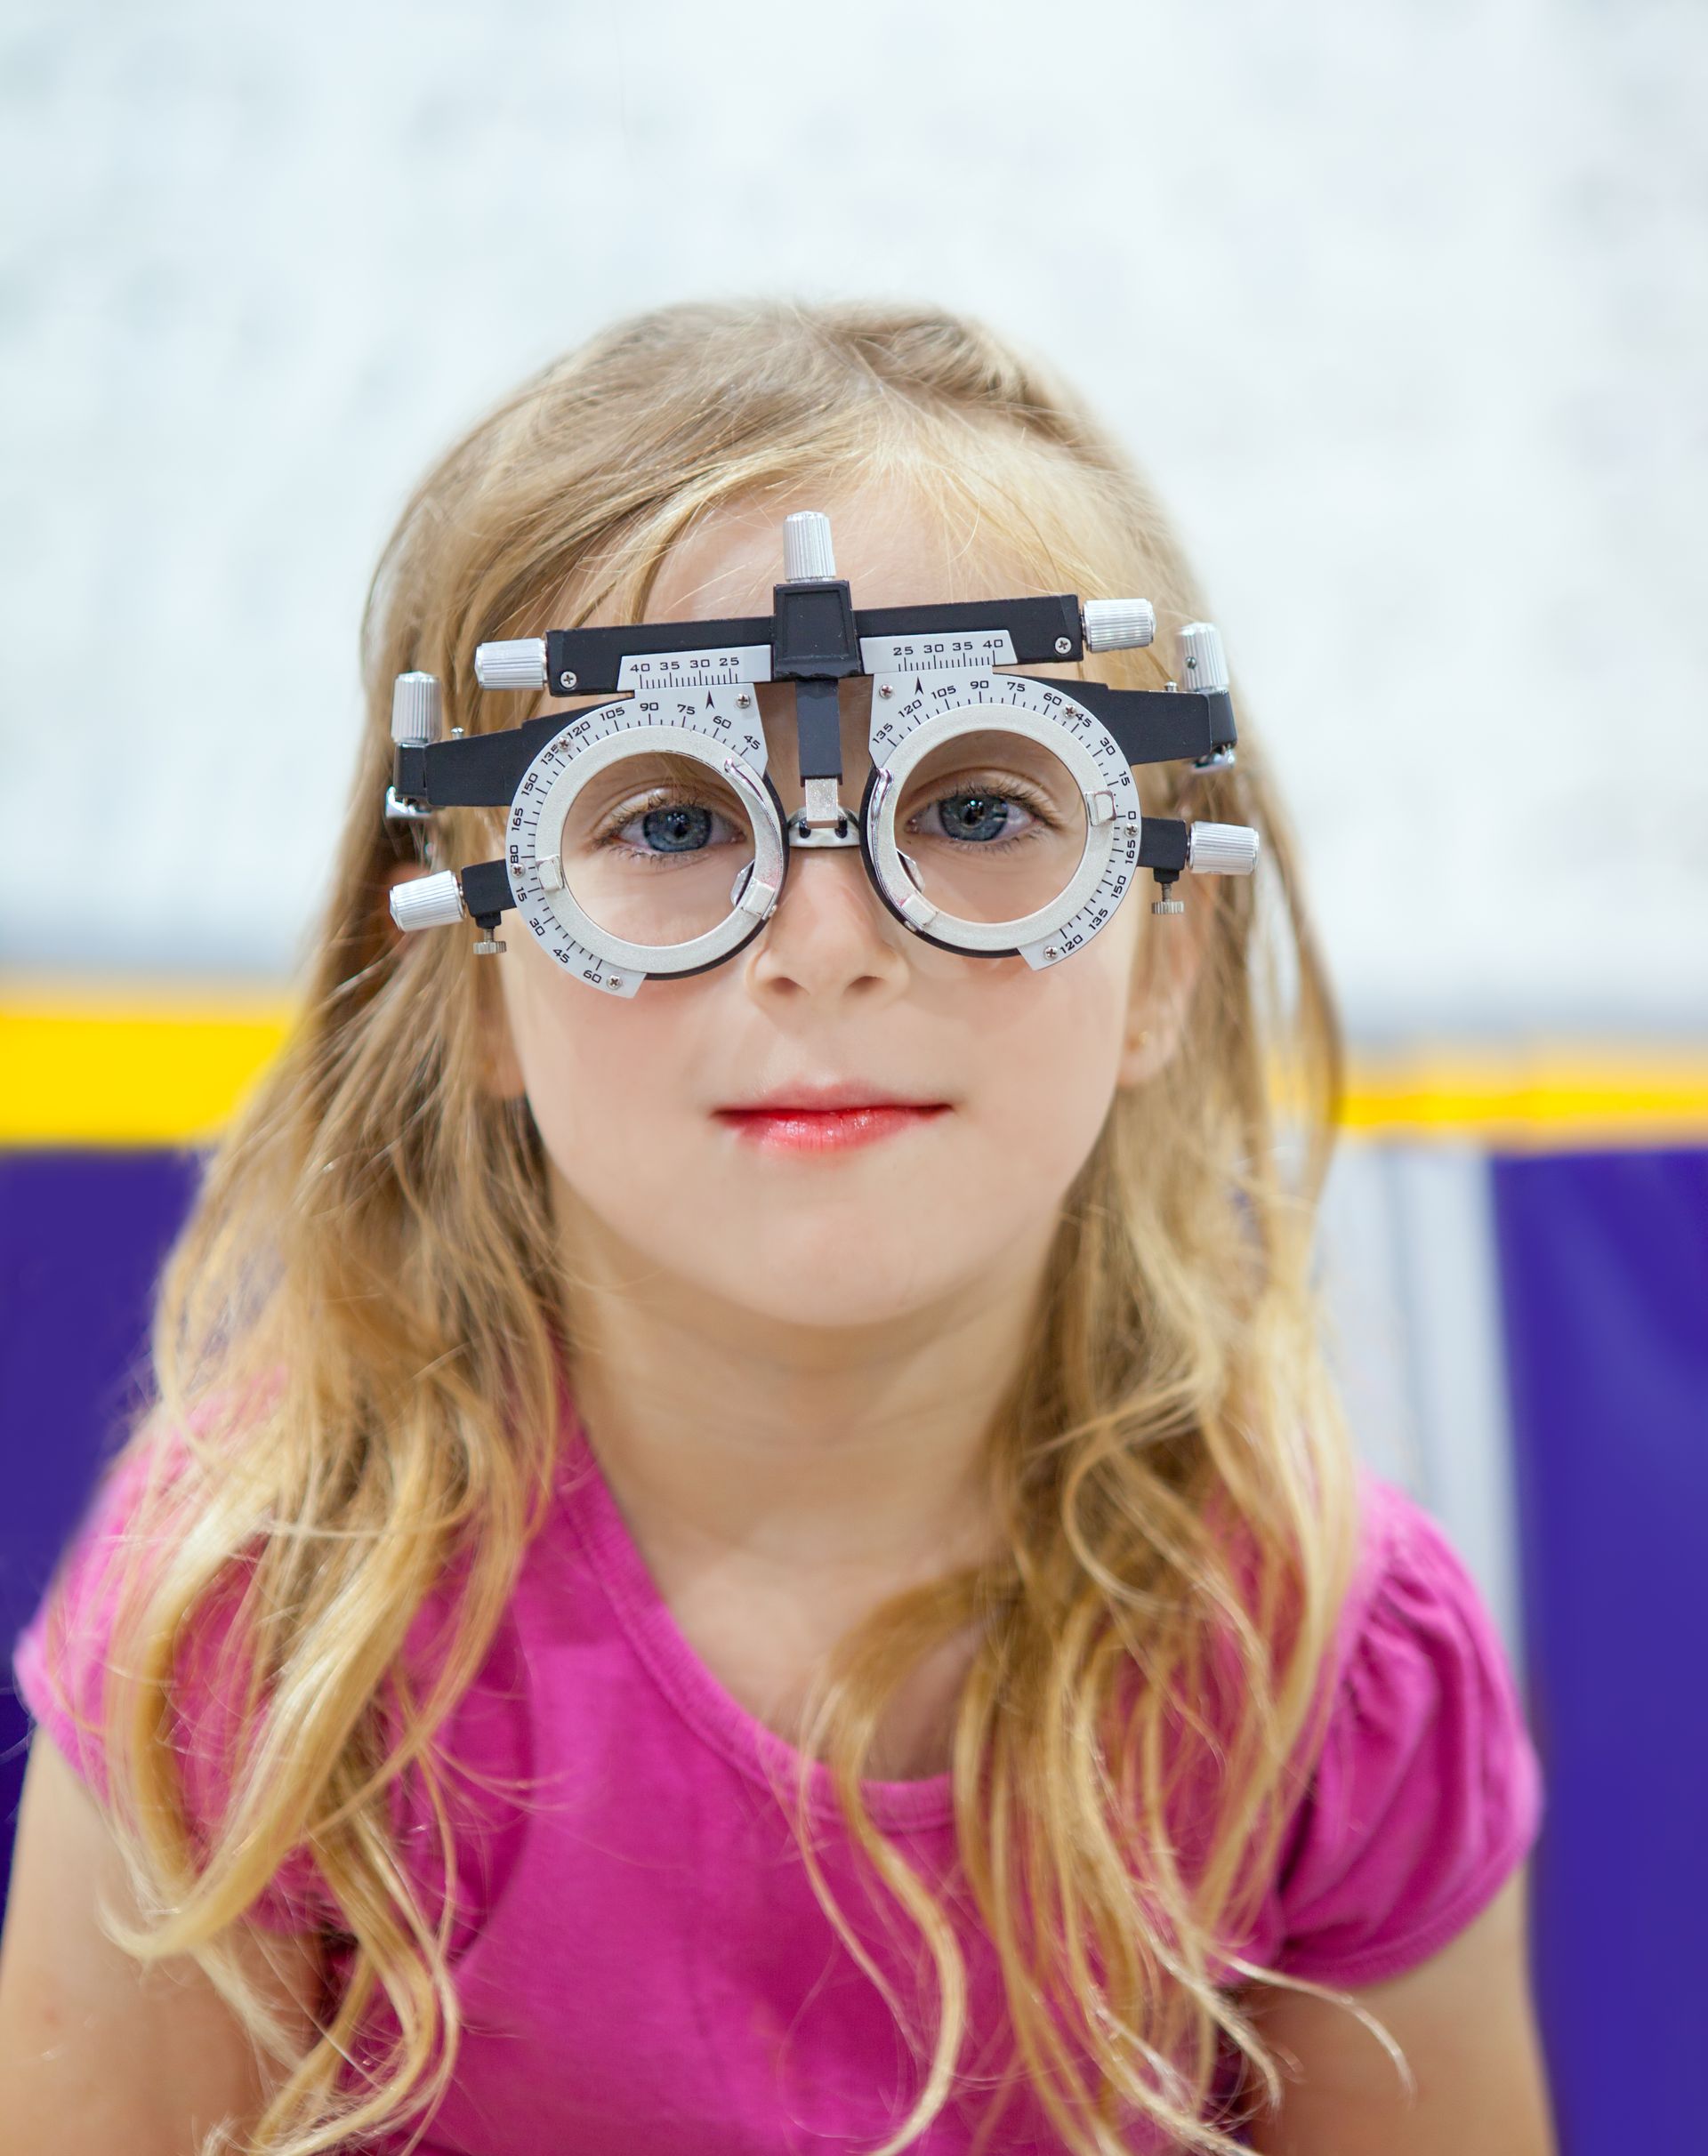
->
[[381, 859, 528, 1102], [1116, 881, 1215, 1090]]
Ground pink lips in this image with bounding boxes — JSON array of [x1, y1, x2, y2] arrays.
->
[[713, 1085, 952, 1154]]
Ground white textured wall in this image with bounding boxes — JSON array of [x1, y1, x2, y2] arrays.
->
[[4, 0, 1704, 1032]]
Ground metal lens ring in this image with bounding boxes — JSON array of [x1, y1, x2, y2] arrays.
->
[[507, 689, 785, 994], [861, 671, 1143, 967]]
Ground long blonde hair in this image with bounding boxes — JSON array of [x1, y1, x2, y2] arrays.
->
[[45, 297, 1387, 2153]]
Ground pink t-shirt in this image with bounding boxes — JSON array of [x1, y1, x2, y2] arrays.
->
[[11, 1392, 1543, 2153]]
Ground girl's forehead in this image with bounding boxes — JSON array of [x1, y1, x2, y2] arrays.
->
[[644, 487, 1048, 623]]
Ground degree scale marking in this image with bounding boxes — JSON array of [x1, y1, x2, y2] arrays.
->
[[866, 669, 1141, 966], [507, 684, 772, 990]]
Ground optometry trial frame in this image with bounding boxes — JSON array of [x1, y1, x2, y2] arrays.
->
[[384, 511, 1259, 997]]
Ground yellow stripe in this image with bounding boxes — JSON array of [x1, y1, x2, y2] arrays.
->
[[1, 990, 293, 1147], [4, 988, 1707, 1149], [1339, 1049, 1708, 1149]]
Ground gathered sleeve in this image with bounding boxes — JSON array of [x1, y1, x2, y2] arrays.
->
[[1259, 1474, 1546, 1990], [10, 1433, 531, 1952]]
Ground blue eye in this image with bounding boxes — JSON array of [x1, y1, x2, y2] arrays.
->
[[600, 795, 745, 862], [931, 790, 1018, 843], [912, 784, 1050, 848], [638, 803, 713, 853]]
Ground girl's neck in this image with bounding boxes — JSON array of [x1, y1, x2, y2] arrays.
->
[[552, 1187, 1051, 1594]]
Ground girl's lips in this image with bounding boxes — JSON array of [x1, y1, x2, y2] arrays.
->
[[713, 1104, 952, 1154]]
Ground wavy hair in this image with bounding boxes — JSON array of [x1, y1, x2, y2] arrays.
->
[[44, 297, 1392, 2152]]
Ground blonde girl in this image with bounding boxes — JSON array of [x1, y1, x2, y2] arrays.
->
[[0, 298, 1553, 2155]]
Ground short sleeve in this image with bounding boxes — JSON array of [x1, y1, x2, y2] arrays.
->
[[11, 1431, 532, 1951], [1266, 1476, 1545, 1988], [10, 1435, 343, 1935]]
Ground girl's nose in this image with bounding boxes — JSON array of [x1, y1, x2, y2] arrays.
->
[[740, 845, 914, 1007]]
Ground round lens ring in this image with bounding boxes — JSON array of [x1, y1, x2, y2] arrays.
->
[[510, 706, 786, 981], [864, 696, 1119, 954]]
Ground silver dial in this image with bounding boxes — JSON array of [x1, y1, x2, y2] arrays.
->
[[475, 639, 549, 692], [504, 685, 778, 994], [1082, 598, 1156, 653], [390, 870, 464, 933], [863, 668, 1143, 969], [390, 670, 442, 745]]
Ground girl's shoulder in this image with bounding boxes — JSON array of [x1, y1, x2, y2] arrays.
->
[[10, 1414, 533, 1951], [1248, 1467, 1545, 1991]]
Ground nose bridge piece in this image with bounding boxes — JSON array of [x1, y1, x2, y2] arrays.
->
[[789, 766, 862, 850], [771, 510, 866, 851], [788, 677, 858, 849]]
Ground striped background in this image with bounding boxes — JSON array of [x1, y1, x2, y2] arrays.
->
[[9, 986, 1708, 1149], [3, 990, 1704, 2152]]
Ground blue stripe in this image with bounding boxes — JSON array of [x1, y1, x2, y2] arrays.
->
[[0, 1148, 205, 1881], [1491, 1146, 1708, 2154]]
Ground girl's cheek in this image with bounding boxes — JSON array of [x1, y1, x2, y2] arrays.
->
[[983, 940, 1139, 1098], [502, 961, 721, 1206]]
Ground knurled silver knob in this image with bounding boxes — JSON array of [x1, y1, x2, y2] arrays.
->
[[390, 671, 442, 746], [1082, 598, 1156, 652], [783, 511, 836, 581], [475, 638, 548, 691], [1177, 622, 1229, 695], [390, 870, 466, 933], [1186, 821, 1261, 875]]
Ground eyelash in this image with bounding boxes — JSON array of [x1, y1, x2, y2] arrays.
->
[[905, 772, 1065, 843]]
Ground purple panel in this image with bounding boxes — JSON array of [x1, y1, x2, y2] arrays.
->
[[0, 1148, 204, 1893], [1491, 1147, 1708, 2156]]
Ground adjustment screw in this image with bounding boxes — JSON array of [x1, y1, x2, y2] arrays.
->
[[878, 683, 893, 698], [1083, 598, 1157, 653], [389, 869, 465, 933], [1054, 637, 1073, 656], [559, 670, 577, 691], [1185, 821, 1261, 875], [737, 691, 751, 707], [1044, 945, 1061, 961], [390, 671, 442, 747], [475, 638, 548, 690], [1177, 622, 1229, 695], [784, 510, 837, 581]]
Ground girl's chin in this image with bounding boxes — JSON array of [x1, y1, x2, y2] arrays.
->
[[693, 1256, 976, 1332]]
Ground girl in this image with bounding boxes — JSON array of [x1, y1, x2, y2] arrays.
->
[[0, 299, 1552, 2155]]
